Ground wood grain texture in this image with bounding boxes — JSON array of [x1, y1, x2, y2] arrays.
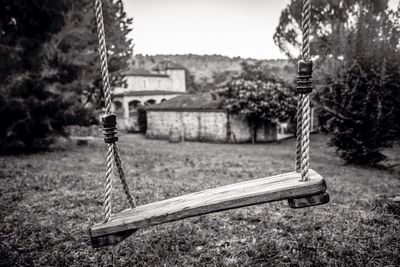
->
[[90, 169, 326, 246]]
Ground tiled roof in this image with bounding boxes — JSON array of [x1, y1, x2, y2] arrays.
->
[[125, 69, 168, 77], [113, 90, 186, 97], [146, 93, 224, 111]]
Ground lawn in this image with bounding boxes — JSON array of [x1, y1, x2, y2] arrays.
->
[[1, 134, 399, 266]]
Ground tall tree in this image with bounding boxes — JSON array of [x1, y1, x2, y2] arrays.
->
[[274, 0, 400, 165], [274, 0, 392, 59], [0, 0, 133, 152]]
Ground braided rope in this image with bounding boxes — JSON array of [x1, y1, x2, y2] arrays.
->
[[113, 143, 136, 208], [94, 0, 112, 114], [295, 0, 312, 181], [301, 0, 311, 59], [103, 144, 113, 222], [300, 94, 311, 181], [295, 95, 303, 172], [94, 0, 135, 223]]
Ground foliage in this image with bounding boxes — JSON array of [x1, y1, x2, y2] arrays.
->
[[274, 0, 400, 165], [218, 62, 297, 143], [317, 6, 400, 165], [133, 54, 294, 88], [0, 0, 133, 152], [212, 70, 240, 86], [184, 68, 199, 93], [274, 0, 393, 59]]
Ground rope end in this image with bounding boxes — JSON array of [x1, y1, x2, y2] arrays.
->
[[297, 59, 313, 94], [102, 114, 118, 143]]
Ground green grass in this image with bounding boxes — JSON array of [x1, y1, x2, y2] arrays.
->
[[0, 134, 399, 266]]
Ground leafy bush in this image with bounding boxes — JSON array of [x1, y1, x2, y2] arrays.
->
[[218, 62, 297, 143]]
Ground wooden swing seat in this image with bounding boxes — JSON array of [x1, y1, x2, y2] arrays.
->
[[89, 169, 328, 247]]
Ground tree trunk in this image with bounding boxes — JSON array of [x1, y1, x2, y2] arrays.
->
[[250, 119, 257, 144]]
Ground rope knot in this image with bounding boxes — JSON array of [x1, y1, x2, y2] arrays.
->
[[297, 59, 313, 94], [102, 114, 118, 143]]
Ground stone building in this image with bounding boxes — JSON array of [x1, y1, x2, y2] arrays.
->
[[145, 93, 304, 143], [112, 65, 186, 131]]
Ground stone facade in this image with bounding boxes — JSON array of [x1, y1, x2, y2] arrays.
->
[[113, 69, 186, 95], [146, 109, 292, 143], [112, 67, 186, 131], [228, 114, 283, 143], [147, 110, 228, 142]]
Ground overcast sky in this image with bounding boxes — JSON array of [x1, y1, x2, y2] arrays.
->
[[122, 0, 400, 60]]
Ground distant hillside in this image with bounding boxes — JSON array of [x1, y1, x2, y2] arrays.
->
[[130, 54, 296, 84]]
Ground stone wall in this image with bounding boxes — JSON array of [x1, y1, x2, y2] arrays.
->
[[228, 114, 251, 142], [146, 110, 228, 142], [146, 110, 285, 143], [113, 69, 186, 95], [114, 76, 172, 94], [228, 114, 278, 143]]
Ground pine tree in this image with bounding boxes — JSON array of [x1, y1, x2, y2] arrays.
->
[[0, 0, 133, 152]]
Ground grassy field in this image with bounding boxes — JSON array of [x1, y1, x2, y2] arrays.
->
[[1, 134, 399, 266]]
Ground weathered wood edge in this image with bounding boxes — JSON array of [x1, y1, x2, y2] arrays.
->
[[288, 191, 330, 209], [89, 228, 137, 248]]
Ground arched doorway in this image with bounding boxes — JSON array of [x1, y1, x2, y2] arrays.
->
[[128, 100, 141, 117], [113, 100, 123, 117]]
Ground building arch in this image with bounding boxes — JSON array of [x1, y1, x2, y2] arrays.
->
[[145, 99, 156, 106], [113, 100, 123, 116], [128, 100, 141, 117]]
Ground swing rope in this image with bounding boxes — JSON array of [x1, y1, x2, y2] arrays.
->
[[295, 0, 313, 181], [94, 0, 136, 223]]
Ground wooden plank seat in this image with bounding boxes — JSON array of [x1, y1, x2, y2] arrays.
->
[[90, 169, 328, 247]]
